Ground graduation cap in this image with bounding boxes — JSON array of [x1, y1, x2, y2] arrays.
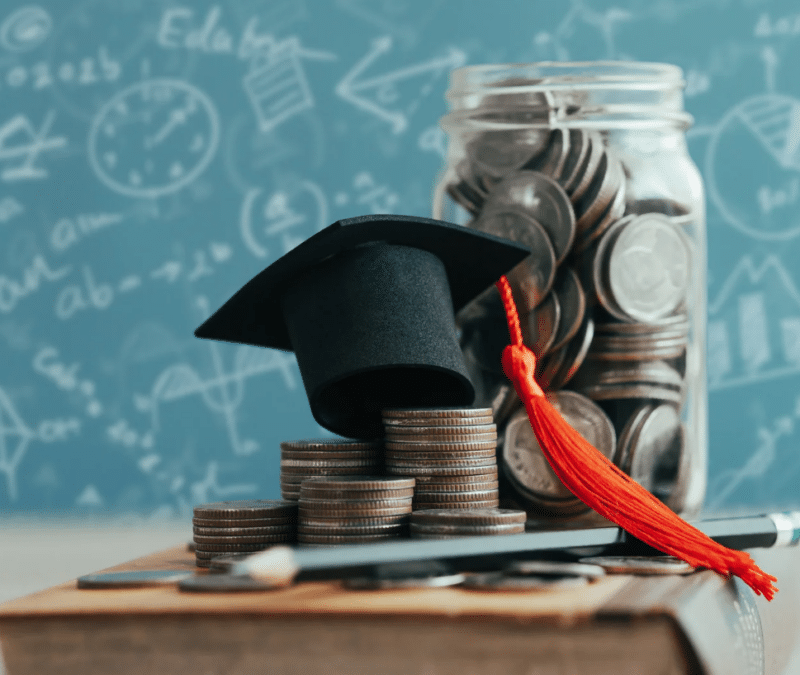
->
[[195, 214, 529, 439]]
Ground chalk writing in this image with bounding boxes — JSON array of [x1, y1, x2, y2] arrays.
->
[[240, 180, 328, 258], [0, 254, 70, 314], [0, 111, 67, 181], [0, 47, 121, 92], [0, 5, 51, 53], [754, 12, 800, 38], [758, 177, 799, 215], [54, 266, 114, 320], [49, 213, 124, 253], [335, 36, 465, 134], [0, 195, 23, 223], [33, 346, 102, 417]]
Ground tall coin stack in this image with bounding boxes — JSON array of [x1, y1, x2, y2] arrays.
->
[[297, 476, 415, 546], [382, 408, 500, 510], [280, 439, 383, 501], [409, 508, 526, 539], [192, 500, 298, 568], [450, 125, 694, 513]]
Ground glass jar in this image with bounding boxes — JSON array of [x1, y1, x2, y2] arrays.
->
[[433, 62, 707, 520]]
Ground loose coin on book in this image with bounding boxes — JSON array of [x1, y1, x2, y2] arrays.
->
[[579, 556, 695, 575]]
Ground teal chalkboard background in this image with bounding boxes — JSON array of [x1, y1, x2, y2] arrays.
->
[[1, 0, 799, 517]]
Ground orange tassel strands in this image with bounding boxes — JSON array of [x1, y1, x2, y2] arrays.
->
[[494, 275, 778, 600]]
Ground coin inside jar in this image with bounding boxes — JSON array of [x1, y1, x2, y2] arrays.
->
[[605, 214, 692, 323], [482, 170, 576, 264], [471, 208, 557, 311]]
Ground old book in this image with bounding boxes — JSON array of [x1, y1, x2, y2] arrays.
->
[[0, 543, 798, 675]]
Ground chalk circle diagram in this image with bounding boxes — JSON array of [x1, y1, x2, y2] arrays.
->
[[0, 5, 51, 52], [706, 93, 800, 241], [89, 79, 219, 199]]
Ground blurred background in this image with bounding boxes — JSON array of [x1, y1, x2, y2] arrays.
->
[[1, 0, 800, 600]]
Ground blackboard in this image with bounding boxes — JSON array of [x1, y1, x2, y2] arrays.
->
[[1, 0, 799, 516]]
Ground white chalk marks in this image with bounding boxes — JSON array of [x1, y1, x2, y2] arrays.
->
[[0, 111, 67, 182], [88, 79, 219, 198], [706, 94, 800, 240], [134, 296, 297, 457], [0, 5, 51, 53], [708, 255, 800, 391], [336, 36, 465, 134], [240, 180, 328, 258]]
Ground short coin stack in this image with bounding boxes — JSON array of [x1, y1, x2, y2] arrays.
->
[[192, 499, 298, 568], [297, 476, 415, 546], [409, 508, 527, 539], [280, 439, 383, 501], [382, 408, 500, 509]]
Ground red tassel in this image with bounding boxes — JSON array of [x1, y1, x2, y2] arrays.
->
[[495, 275, 778, 600]]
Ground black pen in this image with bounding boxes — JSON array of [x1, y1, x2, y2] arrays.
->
[[232, 510, 800, 585]]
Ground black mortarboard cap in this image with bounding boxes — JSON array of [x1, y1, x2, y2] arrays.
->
[[194, 214, 529, 439]]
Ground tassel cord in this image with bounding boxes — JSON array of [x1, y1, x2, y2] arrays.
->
[[495, 276, 778, 600]]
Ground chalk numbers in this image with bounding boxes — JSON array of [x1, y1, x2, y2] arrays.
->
[[88, 79, 219, 198]]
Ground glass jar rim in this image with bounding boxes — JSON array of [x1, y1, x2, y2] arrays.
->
[[446, 60, 686, 96]]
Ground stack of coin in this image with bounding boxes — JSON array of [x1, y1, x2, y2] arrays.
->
[[409, 508, 526, 539], [297, 476, 415, 546], [280, 438, 383, 501], [192, 500, 298, 568], [501, 391, 616, 516], [382, 408, 500, 509]]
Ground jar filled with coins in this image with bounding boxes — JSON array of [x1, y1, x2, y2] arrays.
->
[[433, 62, 706, 520]]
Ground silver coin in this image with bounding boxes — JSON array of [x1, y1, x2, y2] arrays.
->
[[412, 499, 500, 510], [193, 525, 296, 537], [627, 404, 682, 492], [343, 573, 466, 590], [521, 289, 560, 357], [576, 359, 683, 390], [386, 439, 497, 451], [613, 403, 653, 471], [573, 182, 627, 254], [505, 559, 606, 579], [299, 515, 410, 528], [298, 522, 406, 535], [501, 391, 614, 502], [301, 476, 416, 490], [528, 127, 571, 181], [483, 170, 576, 264], [77, 569, 194, 589], [410, 522, 525, 535], [280, 450, 382, 461], [410, 507, 526, 526], [568, 132, 605, 203], [471, 208, 557, 311], [548, 267, 586, 352], [594, 314, 690, 335], [280, 458, 381, 469], [386, 421, 496, 434], [385, 431, 497, 444], [193, 500, 298, 519], [467, 128, 552, 183], [383, 414, 494, 427], [382, 408, 493, 420], [193, 533, 295, 545], [575, 152, 624, 237], [298, 497, 413, 509], [384, 448, 497, 461], [206, 553, 252, 571], [461, 571, 589, 591], [411, 478, 500, 492], [547, 316, 595, 390], [579, 555, 695, 575], [298, 487, 415, 501], [607, 214, 691, 323], [192, 516, 296, 528], [178, 574, 286, 593], [577, 383, 684, 405], [559, 128, 592, 194], [385, 456, 498, 468], [280, 439, 382, 452]]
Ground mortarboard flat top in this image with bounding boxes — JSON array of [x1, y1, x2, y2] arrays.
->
[[195, 214, 530, 438], [195, 214, 529, 351]]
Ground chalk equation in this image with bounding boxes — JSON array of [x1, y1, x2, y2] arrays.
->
[[0, 111, 67, 182]]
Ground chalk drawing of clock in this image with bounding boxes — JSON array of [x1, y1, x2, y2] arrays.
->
[[88, 78, 220, 199], [706, 93, 800, 241]]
